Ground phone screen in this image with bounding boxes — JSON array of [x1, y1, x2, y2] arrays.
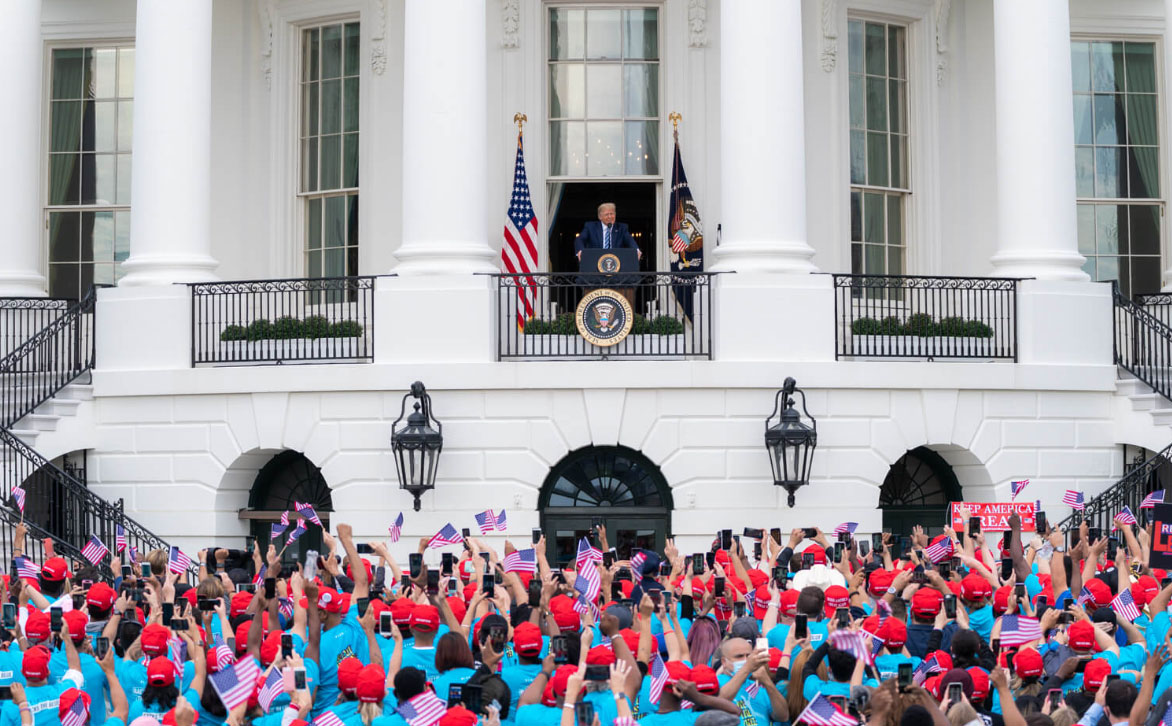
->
[[95, 637, 110, 659], [281, 633, 293, 658], [441, 552, 454, 575], [264, 577, 277, 600], [714, 577, 725, 597], [575, 702, 595, 726], [794, 613, 808, 639], [770, 528, 783, 544], [409, 553, 423, 579], [948, 682, 963, 702], [356, 597, 370, 618], [692, 555, 705, 576], [160, 603, 173, 628], [2, 603, 15, 629], [294, 669, 307, 690], [141, 562, 152, 578], [897, 662, 913, 686], [968, 516, 981, 537]]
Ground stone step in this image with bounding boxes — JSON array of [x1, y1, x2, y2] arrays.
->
[[7, 429, 39, 447], [21, 414, 59, 432], [44, 397, 81, 416], [1130, 392, 1161, 411], [1152, 408, 1172, 427]]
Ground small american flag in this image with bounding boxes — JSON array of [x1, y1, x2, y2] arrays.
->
[[876, 599, 892, 626], [1111, 588, 1142, 622], [397, 689, 448, 726], [577, 537, 602, 572], [13, 556, 38, 579], [212, 644, 235, 672], [11, 487, 25, 514], [495, 509, 507, 531], [503, 548, 537, 574], [629, 549, 647, 576], [1143, 490, 1166, 509], [1077, 586, 1095, 607], [924, 536, 955, 564], [574, 567, 600, 603], [649, 651, 669, 704], [115, 525, 127, 554], [169, 546, 193, 575], [999, 614, 1043, 646], [280, 510, 290, 527], [314, 713, 347, 726], [209, 655, 261, 710], [169, 637, 185, 678], [278, 597, 294, 621], [795, 693, 859, 726], [257, 667, 285, 713], [829, 629, 873, 666], [81, 535, 109, 565], [833, 522, 858, 536], [501, 129, 540, 332], [389, 512, 404, 543], [1010, 479, 1030, 500], [61, 692, 87, 726], [285, 522, 307, 546], [1117, 506, 1138, 526], [474, 510, 499, 535], [270, 522, 287, 541], [253, 565, 267, 587], [912, 653, 942, 685], [427, 523, 464, 550], [1062, 490, 1085, 510], [127, 544, 138, 564], [295, 502, 323, 527]]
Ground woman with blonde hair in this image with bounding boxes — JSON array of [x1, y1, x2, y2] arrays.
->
[[786, 646, 822, 718]]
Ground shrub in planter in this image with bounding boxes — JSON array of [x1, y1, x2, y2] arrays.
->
[[271, 316, 304, 339], [851, 317, 883, 335], [878, 316, 905, 335], [329, 320, 364, 338], [964, 320, 994, 338], [522, 319, 550, 335], [650, 315, 685, 335], [936, 317, 969, 337], [904, 313, 937, 337], [630, 314, 651, 335], [551, 313, 578, 336], [302, 315, 332, 339], [246, 319, 273, 341], [220, 325, 247, 342]]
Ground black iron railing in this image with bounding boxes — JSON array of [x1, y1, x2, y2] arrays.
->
[[0, 298, 75, 360], [1055, 442, 1172, 533], [1135, 293, 1172, 330], [495, 272, 714, 360], [190, 276, 375, 366], [0, 502, 105, 579], [833, 274, 1019, 360], [1115, 286, 1172, 401], [0, 290, 95, 427]]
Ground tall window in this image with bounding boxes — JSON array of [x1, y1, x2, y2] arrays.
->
[[548, 7, 659, 177], [1072, 40, 1161, 297], [300, 22, 360, 281], [46, 46, 134, 298], [848, 20, 909, 276]]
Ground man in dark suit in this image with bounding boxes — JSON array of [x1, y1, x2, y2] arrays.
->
[[574, 202, 642, 262]]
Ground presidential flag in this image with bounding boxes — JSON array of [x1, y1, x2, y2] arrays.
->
[[285, 522, 307, 546], [1010, 479, 1030, 500], [257, 667, 285, 713], [649, 651, 669, 704], [474, 510, 500, 535], [668, 123, 704, 323], [1062, 490, 1085, 510], [999, 614, 1042, 647], [833, 522, 858, 536], [397, 689, 448, 726], [427, 523, 464, 550], [115, 524, 127, 554], [389, 512, 404, 543], [169, 546, 193, 575], [502, 127, 539, 332], [1116, 506, 1138, 526], [1111, 588, 1142, 623], [795, 693, 859, 726], [11, 486, 25, 514], [209, 655, 261, 710], [1143, 490, 1166, 509], [13, 556, 38, 580], [924, 537, 955, 564], [81, 535, 109, 565], [295, 502, 323, 527], [503, 548, 537, 574]]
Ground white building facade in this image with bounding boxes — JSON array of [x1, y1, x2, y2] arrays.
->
[[0, 0, 1169, 562]]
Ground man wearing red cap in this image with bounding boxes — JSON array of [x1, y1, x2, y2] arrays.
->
[[501, 622, 546, 719], [640, 660, 738, 725], [311, 524, 372, 717], [48, 610, 112, 722], [7, 619, 82, 726]]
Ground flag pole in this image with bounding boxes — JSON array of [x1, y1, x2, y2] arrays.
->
[[514, 112, 527, 134]]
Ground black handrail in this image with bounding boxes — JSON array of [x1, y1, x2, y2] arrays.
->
[[1055, 441, 1172, 533], [0, 499, 110, 579], [1114, 286, 1172, 402]]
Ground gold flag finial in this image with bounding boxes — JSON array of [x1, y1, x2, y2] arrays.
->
[[514, 112, 528, 132], [669, 111, 681, 140]]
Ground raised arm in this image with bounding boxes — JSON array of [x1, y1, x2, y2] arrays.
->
[[336, 524, 369, 600]]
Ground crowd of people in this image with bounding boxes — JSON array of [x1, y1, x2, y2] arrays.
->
[[0, 506, 1167, 726]]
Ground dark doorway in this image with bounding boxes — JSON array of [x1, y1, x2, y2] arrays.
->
[[247, 451, 333, 567], [548, 182, 658, 274], [879, 446, 962, 539]]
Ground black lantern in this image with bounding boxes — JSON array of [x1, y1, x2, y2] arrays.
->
[[391, 381, 443, 511], [765, 377, 817, 507]]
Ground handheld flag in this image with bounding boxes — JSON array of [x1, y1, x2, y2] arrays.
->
[[1116, 506, 1138, 526], [169, 546, 193, 575], [649, 651, 668, 704], [924, 537, 955, 564], [257, 667, 285, 713], [1010, 479, 1030, 500], [285, 521, 307, 546], [13, 556, 38, 579], [474, 510, 499, 535], [998, 614, 1043, 647], [295, 502, 323, 527], [503, 548, 537, 574], [60, 690, 88, 726], [209, 655, 261, 711], [389, 512, 404, 543], [833, 522, 858, 536], [270, 522, 287, 541], [115, 524, 127, 554], [1111, 589, 1142, 623], [313, 713, 347, 726], [1143, 490, 1166, 509], [495, 509, 508, 531], [576, 537, 602, 572], [501, 126, 539, 332], [397, 689, 448, 726], [427, 523, 464, 550], [11, 486, 25, 514], [1062, 490, 1085, 510], [81, 535, 109, 565], [794, 693, 859, 726]]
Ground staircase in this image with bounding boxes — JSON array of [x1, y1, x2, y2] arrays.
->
[[0, 290, 186, 579]]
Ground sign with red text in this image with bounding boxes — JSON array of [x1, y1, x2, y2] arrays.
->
[[1150, 503, 1172, 569], [949, 502, 1036, 532]]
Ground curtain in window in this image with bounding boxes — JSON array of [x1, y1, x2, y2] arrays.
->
[[49, 63, 84, 206]]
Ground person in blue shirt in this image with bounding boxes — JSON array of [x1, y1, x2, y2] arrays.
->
[[639, 660, 739, 726], [313, 524, 374, 717], [800, 638, 879, 702], [49, 610, 109, 721], [127, 631, 206, 723], [432, 632, 478, 705], [0, 635, 82, 726], [716, 637, 787, 726], [500, 622, 544, 721]]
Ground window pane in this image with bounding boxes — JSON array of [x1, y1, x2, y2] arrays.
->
[[1091, 41, 1123, 92], [550, 64, 585, 118], [1098, 254, 1119, 282], [49, 154, 80, 205], [848, 21, 863, 75], [1096, 204, 1125, 253], [850, 130, 865, 184], [52, 49, 85, 99], [866, 78, 887, 131], [1094, 147, 1124, 198], [307, 198, 322, 250], [1072, 95, 1093, 145], [889, 80, 905, 134], [79, 154, 99, 204], [92, 211, 114, 262], [324, 247, 345, 277], [114, 211, 130, 261], [307, 250, 321, 278], [1128, 147, 1158, 198], [887, 195, 902, 245], [624, 121, 658, 175], [1082, 257, 1096, 279], [320, 134, 341, 190], [92, 101, 117, 152], [849, 76, 865, 129], [89, 154, 115, 204], [79, 211, 95, 261], [887, 26, 906, 79], [1130, 204, 1160, 255], [51, 102, 81, 152], [347, 194, 359, 252], [865, 244, 885, 274], [92, 48, 116, 99], [324, 196, 346, 249], [117, 48, 134, 97], [865, 23, 886, 76], [93, 263, 114, 286], [586, 121, 623, 176], [343, 133, 359, 188], [887, 245, 903, 275], [321, 79, 341, 134], [117, 101, 133, 151], [623, 64, 658, 117], [49, 212, 80, 262], [344, 23, 360, 77], [301, 138, 318, 192], [866, 132, 889, 187], [119, 151, 136, 204], [890, 136, 906, 189], [623, 9, 658, 60], [586, 65, 622, 118], [343, 77, 359, 133], [1133, 256, 1161, 294], [550, 9, 585, 60], [851, 243, 863, 274], [321, 25, 342, 79], [863, 193, 884, 243], [550, 121, 585, 176], [1126, 94, 1156, 146], [49, 265, 79, 299], [303, 29, 320, 82], [850, 191, 862, 242], [1092, 94, 1120, 145], [1075, 147, 1095, 197], [1125, 43, 1156, 93], [1077, 204, 1096, 254], [1071, 42, 1092, 92], [586, 9, 621, 60], [303, 84, 319, 137]]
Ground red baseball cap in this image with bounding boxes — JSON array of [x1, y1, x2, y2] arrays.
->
[[86, 582, 117, 610], [780, 589, 800, 618], [513, 622, 543, 657], [231, 591, 253, 618], [585, 646, 616, 666], [1084, 579, 1112, 608], [357, 664, 387, 703], [879, 617, 907, 649], [1133, 576, 1160, 607], [617, 627, 641, 654], [24, 611, 50, 642], [868, 569, 894, 596], [1068, 620, 1097, 651], [59, 689, 90, 722], [446, 596, 467, 623], [338, 657, 363, 695], [1012, 648, 1043, 678], [690, 664, 719, 694], [63, 610, 88, 643], [142, 623, 171, 657], [967, 667, 990, 701], [1084, 658, 1111, 690], [804, 545, 827, 566], [390, 598, 414, 626], [147, 656, 176, 687], [823, 585, 850, 618], [664, 661, 692, 687], [439, 706, 478, 726], [22, 645, 51, 680], [961, 574, 992, 601], [409, 605, 439, 632], [553, 609, 580, 632], [40, 557, 69, 581], [260, 631, 282, 667], [911, 588, 943, 617]]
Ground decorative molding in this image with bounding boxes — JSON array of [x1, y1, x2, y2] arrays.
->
[[502, 0, 520, 49], [259, 0, 276, 90], [821, 0, 839, 72], [687, 0, 707, 48], [370, 0, 388, 74], [934, 0, 952, 85]]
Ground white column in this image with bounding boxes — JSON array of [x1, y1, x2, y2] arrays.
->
[[711, 0, 816, 274], [119, 0, 217, 286], [989, 0, 1087, 281], [0, 0, 47, 296], [393, 0, 495, 274]]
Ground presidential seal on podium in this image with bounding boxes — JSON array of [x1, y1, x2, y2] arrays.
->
[[576, 289, 634, 346], [596, 253, 621, 274]]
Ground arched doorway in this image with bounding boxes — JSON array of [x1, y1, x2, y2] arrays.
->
[[880, 446, 962, 539], [246, 451, 333, 565], [539, 446, 672, 567]]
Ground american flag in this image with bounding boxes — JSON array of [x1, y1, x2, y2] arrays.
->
[[257, 667, 285, 713], [1117, 506, 1138, 526], [81, 535, 109, 565], [1063, 490, 1086, 510], [829, 629, 873, 666], [1143, 490, 1166, 509], [649, 651, 669, 704], [295, 502, 323, 527], [501, 129, 539, 332], [314, 713, 347, 726], [495, 509, 508, 531], [1077, 586, 1095, 607], [11, 486, 25, 514], [427, 523, 464, 550], [474, 510, 499, 535], [169, 546, 193, 575], [278, 597, 294, 621], [212, 644, 235, 672], [924, 536, 955, 564], [876, 599, 892, 626], [629, 549, 647, 576], [576, 537, 602, 572], [209, 655, 261, 710], [285, 522, 307, 546], [1111, 588, 1142, 623], [912, 653, 942, 686], [999, 614, 1043, 646], [253, 565, 267, 587], [13, 556, 38, 580], [61, 692, 87, 726], [169, 637, 185, 678], [503, 548, 537, 574], [833, 522, 858, 536], [389, 512, 404, 543], [115, 525, 127, 554], [795, 693, 859, 726], [1010, 479, 1030, 500], [270, 522, 287, 541], [574, 567, 600, 605], [397, 689, 448, 726], [127, 544, 138, 564], [280, 510, 290, 527]]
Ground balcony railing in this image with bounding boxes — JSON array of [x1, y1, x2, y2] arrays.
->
[[1135, 293, 1172, 330], [495, 272, 714, 360], [190, 276, 375, 366], [833, 274, 1019, 360], [0, 298, 75, 360]]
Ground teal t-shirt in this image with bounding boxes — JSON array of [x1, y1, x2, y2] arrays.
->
[[501, 663, 543, 721], [127, 687, 200, 722], [0, 680, 77, 726], [400, 645, 439, 681], [874, 653, 921, 682], [513, 703, 561, 726], [49, 648, 109, 721], [719, 673, 772, 726], [315, 604, 371, 716], [968, 604, 994, 642], [639, 712, 699, 726], [433, 667, 477, 705]]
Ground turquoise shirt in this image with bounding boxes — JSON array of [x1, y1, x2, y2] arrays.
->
[[0, 678, 80, 726], [639, 712, 699, 726], [314, 604, 371, 716], [719, 673, 773, 726], [433, 667, 477, 705], [968, 604, 994, 642], [501, 663, 543, 721], [513, 703, 561, 726], [128, 687, 200, 722]]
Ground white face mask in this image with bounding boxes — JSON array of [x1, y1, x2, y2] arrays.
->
[[729, 659, 747, 675]]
